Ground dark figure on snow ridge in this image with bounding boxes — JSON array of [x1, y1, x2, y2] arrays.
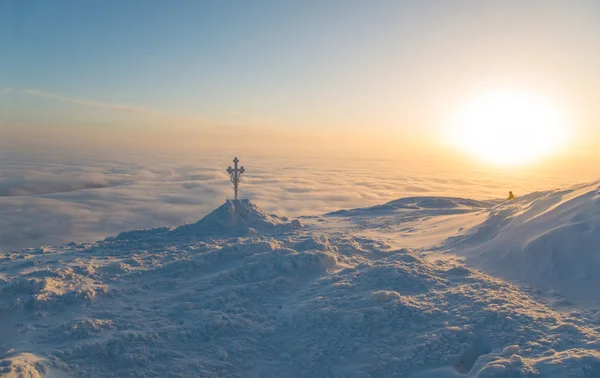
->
[[508, 191, 515, 200]]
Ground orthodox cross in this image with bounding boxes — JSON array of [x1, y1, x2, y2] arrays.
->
[[226, 157, 245, 200]]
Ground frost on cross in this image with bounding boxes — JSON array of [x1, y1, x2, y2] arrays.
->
[[226, 157, 245, 200]]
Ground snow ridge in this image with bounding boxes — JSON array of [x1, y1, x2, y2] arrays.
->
[[326, 196, 491, 217]]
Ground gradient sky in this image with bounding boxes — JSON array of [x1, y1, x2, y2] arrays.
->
[[2, 1, 600, 161]]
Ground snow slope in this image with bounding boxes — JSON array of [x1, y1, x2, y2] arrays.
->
[[446, 180, 600, 305], [323, 196, 492, 250], [1, 189, 600, 377]]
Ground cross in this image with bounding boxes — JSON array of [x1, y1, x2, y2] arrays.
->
[[226, 157, 245, 200]]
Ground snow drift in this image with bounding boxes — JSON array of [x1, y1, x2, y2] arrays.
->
[[447, 180, 600, 304]]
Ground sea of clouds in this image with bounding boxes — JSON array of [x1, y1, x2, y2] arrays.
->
[[0, 150, 580, 252]]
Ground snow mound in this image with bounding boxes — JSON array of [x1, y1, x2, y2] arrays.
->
[[385, 196, 491, 210], [174, 199, 301, 236], [113, 226, 172, 240], [114, 199, 302, 240], [448, 180, 600, 303], [411, 345, 600, 377], [0, 353, 65, 378], [326, 196, 489, 217]]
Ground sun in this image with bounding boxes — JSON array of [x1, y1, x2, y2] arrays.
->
[[447, 91, 568, 166]]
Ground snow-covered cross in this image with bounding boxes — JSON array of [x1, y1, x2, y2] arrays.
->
[[226, 157, 245, 200]]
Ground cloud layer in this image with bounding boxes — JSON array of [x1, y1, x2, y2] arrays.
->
[[0, 151, 577, 252]]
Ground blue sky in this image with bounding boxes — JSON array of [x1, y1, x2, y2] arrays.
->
[[2, 1, 600, 157], [4, 1, 432, 124]]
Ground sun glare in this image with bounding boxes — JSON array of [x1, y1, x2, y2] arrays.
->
[[448, 91, 568, 166]]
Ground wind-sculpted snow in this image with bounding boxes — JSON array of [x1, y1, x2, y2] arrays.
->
[[113, 199, 302, 241], [325, 196, 490, 231], [446, 180, 600, 305], [174, 199, 301, 236], [326, 196, 490, 217], [2, 199, 600, 377], [385, 196, 493, 210]]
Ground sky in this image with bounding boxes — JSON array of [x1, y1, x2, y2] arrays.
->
[[2, 0, 600, 165]]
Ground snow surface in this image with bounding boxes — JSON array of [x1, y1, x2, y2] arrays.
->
[[2, 187, 600, 377], [445, 181, 600, 306]]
